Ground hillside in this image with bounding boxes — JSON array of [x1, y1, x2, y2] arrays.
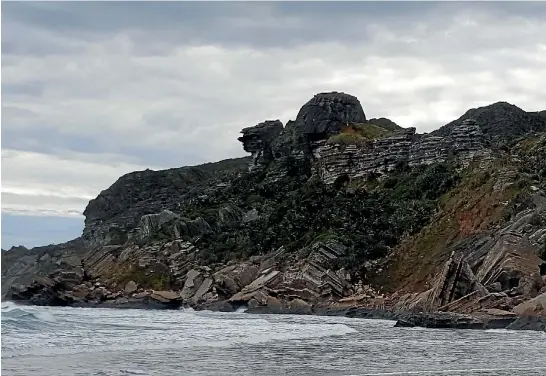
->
[[2, 92, 545, 329]]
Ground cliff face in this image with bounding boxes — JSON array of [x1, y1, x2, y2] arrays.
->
[[2, 92, 545, 324], [82, 158, 249, 247]]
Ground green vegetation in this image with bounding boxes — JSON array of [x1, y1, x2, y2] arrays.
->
[[326, 133, 365, 145], [326, 122, 394, 145], [188, 159, 460, 278]]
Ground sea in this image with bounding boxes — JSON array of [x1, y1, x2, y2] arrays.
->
[[1, 302, 546, 376]]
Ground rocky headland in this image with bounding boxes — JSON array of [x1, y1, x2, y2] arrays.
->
[[3, 92, 546, 332]]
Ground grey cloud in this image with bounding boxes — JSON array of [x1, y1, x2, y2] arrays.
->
[[1, 2, 546, 218]]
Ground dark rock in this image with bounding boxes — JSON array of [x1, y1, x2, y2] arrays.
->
[[506, 316, 546, 331], [433, 101, 546, 146], [238, 120, 283, 172], [81, 157, 248, 247], [368, 117, 403, 132], [393, 312, 515, 330], [272, 92, 366, 158], [287, 298, 312, 315], [194, 300, 237, 312]]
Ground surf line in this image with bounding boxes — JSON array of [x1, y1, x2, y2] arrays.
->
[[355, 366, 546, 376]]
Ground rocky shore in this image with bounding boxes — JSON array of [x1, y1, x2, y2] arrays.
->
[[3, 92, 546, 333]]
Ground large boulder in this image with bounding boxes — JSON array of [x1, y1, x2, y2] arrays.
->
[[213, 262, 259, 298], [272, 92, 367, 157], [512, 292, 546, 316], [124, 280, 138, 295], [138, 210, 180, 239]]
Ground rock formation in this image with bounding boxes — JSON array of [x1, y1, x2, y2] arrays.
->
[[238, 93, 491, 184], [238, 120, 283, 172], [2, 91, 545, 331]]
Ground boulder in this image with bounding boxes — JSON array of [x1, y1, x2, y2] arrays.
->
[[512, 292, 546, 316], [228, 269, 282, 302], [150, 290, 181, 304], [288, 298, 312, 315], [271, 92, 366, 158], [181, 269, 205, 301], [124, 280, 138, 295], [192, 278, 213, 303], [213, 262, 259, 298], [138, 210, 180, 239]]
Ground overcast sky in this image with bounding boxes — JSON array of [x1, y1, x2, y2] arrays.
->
[[2, 2, 546, 249]]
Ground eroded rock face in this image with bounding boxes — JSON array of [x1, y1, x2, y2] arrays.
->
[[238, 120, 283, 172], [239, 92, 367, 175], [81, 158, 249, 247], [475, 233, 544, 295], [433, 101, 546, 146], [394, 252, 487, 312], [315, 118, 490, 184]]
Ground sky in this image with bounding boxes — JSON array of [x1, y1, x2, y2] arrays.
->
[[2, 1, 546, 249]]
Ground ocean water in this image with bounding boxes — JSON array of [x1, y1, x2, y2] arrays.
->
[[1, 302, 546, 376]]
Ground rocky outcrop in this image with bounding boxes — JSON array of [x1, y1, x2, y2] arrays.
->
[[1, 239, 87, 297], [394, 252, 487, 312], [238, 120, 283, 172], [272, 92, 366, 157], [315, 119, 490, 184], [2, 93, 545, 334], [82, 158, 248, 247], [394, 311, 517, 330], [475, 233, 544, 296], [227, 240, 350, 310], [433, 101, 546, 146]]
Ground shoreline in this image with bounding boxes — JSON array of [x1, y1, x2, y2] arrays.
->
[[5, 299, 545, 333]]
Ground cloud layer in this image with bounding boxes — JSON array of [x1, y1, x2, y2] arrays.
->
[[2, 2, 546, 235]]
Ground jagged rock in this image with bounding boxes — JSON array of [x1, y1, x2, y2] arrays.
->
[[238, 120, 283, 172], [228, 269, 282, 302], [81, 158, 248, 247], [124, 280, 138, 295], [476, 233, 544, 295], [394, 311, 516, 330], [433, 101, 546, 146], [395, 252, 487, 312], [192, 278, 213, 303], [297, 241, 349, 298], [213, 263, 259, 298], [1, 239, 87, 297], [315, 118, 489, 184], [506, 316, 546, 331], [181, 269, 205, 301]]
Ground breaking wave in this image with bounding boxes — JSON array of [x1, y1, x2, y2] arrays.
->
[[1, 302, 57, 329]]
